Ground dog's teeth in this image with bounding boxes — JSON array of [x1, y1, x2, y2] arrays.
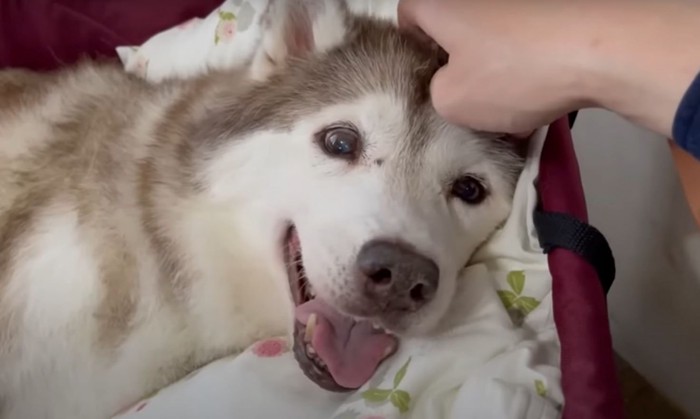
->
[[304, 314, 317, 342], [372, 322, 382, 330], [306, 345, 316, 356], [383, 345, 395, 358]]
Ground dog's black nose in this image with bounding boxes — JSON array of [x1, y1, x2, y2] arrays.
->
[[356, 240, 439, 313]]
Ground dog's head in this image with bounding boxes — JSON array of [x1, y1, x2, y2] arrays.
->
[[194, 0, 523, 393]]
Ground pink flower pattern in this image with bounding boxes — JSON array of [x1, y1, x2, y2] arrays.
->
[[251, 338, 289, 357], [114, 399, 149, 417], [215, 21, 236, 43], [214, 11, 237, 45]]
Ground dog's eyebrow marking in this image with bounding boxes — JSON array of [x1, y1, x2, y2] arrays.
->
[[374, 159, 384, 167]]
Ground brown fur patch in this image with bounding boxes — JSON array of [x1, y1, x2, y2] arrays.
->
[[0, 69, 49, 115], [137, 156, 191, 306], [0, 190, 50, 353], [137, 77, 217, 305], [0, 61, 166, 353], [93, 244, 139, 349]]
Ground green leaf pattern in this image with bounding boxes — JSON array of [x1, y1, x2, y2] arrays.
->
[[497, 290, 517, 309], [361, 357, 413, 415], [390, 390, 411, 414], [219, 11, 236, 20], [534, 379, 547, 397], [507, 270, 525, 295], [361, 389, 392, 403], [515, 296, 539, 315], [498, 271, 541, 324], [393, 358, 410, 389]]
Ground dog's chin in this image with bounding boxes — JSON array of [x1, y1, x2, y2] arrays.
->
[[282, 226, 398, 393]]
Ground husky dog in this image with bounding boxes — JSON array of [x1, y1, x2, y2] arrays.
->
[[0, 1, 523, 418]]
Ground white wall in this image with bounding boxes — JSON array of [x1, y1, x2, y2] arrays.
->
[[572, 109, 700, 418]]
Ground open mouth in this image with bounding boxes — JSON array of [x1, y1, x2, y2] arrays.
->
[[283, 226, 398, 392]]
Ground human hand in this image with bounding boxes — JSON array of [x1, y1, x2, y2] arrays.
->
[[398, 0, 590, 135], [398, 0, 700, 141]]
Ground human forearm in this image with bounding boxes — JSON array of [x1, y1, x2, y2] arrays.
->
[[572, 0, 700, 139]]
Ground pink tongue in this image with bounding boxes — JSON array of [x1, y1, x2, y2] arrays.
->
[[295, 299, 397, 389]]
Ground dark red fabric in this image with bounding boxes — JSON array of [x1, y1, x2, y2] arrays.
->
[[539, 118, 625, 419], [0, 0, 222, 70]]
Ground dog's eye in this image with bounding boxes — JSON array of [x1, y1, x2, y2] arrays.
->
[[319, 126, 360, 159], [451, 176, 487, 204]]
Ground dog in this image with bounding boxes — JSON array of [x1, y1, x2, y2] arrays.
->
[[0, 1, 524, 418]]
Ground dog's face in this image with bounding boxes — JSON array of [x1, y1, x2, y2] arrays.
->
[[194, 0, 523, 393], [287, 96, 519, 330]]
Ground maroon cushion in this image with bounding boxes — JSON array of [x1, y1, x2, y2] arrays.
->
[[539, 118, 624, 419], [0, 0, 221, 70]]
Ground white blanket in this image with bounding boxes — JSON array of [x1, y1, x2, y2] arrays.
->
[[114, 2, 563, 418]]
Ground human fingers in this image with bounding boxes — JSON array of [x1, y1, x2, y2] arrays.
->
[[429, 62, 472, 127], [430, 62, 541, 136]]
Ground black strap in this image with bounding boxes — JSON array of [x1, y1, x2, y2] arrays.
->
[[534, 210, 616, 294], [568, 111, 579, 129]]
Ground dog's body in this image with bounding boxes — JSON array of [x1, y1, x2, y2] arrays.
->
[[0, 62, 290, 418], [0, 3, 523, 418]]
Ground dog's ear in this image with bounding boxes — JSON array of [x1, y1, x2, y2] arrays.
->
[[250, 0, 349, 81]]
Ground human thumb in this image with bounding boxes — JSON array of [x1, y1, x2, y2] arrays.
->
[[429, 63, 468, 127]]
